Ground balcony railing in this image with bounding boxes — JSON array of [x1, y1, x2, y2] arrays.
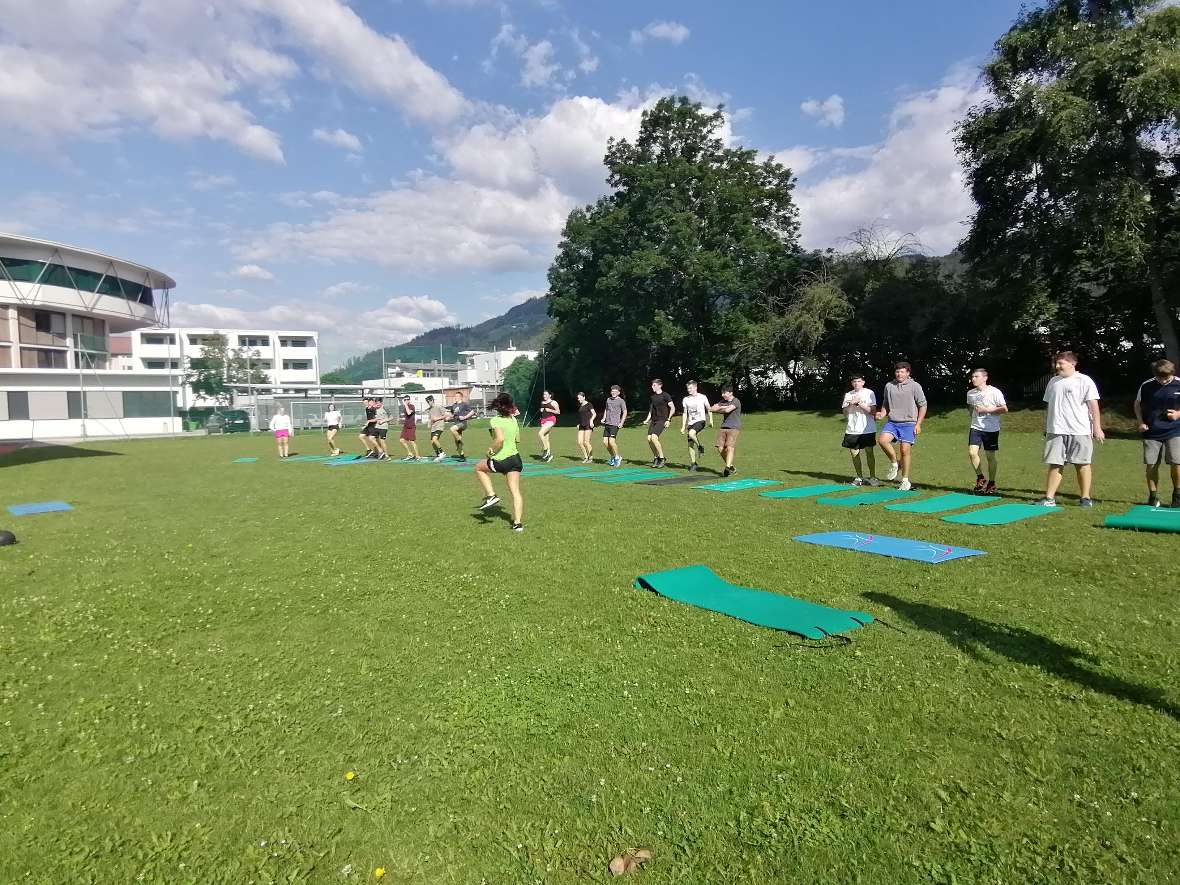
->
[[73, 333, 110, 354]]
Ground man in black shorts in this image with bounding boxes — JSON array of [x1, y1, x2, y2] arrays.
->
[[643, 378, 676, 468], [372, 397, 391, 461], [356, 397, 378, 459]]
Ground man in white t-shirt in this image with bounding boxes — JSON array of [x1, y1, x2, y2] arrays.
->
[[679, 380, 712, 472], [841, 374, 879, 486], [323, 403, 343, 456], [966, 368, 1007, 495], [1038, 351, 1103, 507]]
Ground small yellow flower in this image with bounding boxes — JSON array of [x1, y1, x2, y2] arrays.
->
[[374, 868, 385, 879], [345, 771, 356, 781]]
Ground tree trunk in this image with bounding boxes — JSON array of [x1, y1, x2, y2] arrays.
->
[[1148, 266, 1180, 364]]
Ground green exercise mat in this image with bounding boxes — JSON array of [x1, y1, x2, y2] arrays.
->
[[593, 470, 666, 483], [817, 488, 920, 507], [760, 483, 851, 499], [1104, 506, 1180, 533], [634, 565, 873, 640], [524, 466, 598, 477], [284, 454, 331, 462], [885, 493, 1000, 513], [232, 457, 257, 463], [693, 478, 781, 492], [942, 502, 1063, 526], [638, 475, 712, 486], [569, 467, 649, 479]]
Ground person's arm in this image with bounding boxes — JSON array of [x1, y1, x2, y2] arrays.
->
[[859, 394, 875, 416], [552, 401, 561, 415], [915, 404, 928, 433], [590, 407, 597, 426], [706, 398, 714, 427], [1088, 399, 1104, 441], [621, 404, 628, 424], [1133, 387, 1147, 432], [667, 397, 676, 419], [875, 391, 888, 420], [487, 425, 504, 456], [1166, 408, 1180, 421], [680, 401, 687, 433]]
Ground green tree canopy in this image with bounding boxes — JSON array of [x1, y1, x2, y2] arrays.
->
[[546, 96, 804, 401], [184, 338, 270, 405], [501, 355, 539, 417], [957, 0, 1180, 362]]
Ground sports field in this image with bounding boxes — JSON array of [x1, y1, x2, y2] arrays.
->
[[1, 410, 1177, 884]]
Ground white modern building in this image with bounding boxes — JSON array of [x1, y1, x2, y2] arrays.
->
[[0, 233, 180, 440], [112, 327, 320, 410], [458, 347, 539, 388]]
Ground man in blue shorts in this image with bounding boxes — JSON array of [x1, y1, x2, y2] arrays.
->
[[876, 361, 927, 491]]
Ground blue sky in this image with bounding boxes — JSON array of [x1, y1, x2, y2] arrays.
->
[[0, 0, 1027, 366]]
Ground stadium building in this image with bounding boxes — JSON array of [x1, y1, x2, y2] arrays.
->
[[0, 233, 180, 440]]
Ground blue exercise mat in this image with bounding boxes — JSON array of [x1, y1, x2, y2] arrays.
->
[[794, 531, 986, 564], [693, 478, 781, 492], [8, 501, 74, 516]]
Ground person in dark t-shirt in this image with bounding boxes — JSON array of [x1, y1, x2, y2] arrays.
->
[[356, 397, 378, 459], [710, 385, 742, 477], [575, 391, 596, 463], [643, 378, 676, 468], [1133, 358, 1180, 508]]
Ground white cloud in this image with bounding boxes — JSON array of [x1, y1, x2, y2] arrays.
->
[[770, 146, 822, 177], [170, 294, 457, 366], [631, 20, 691, 46], [322, 281, 370, 298], [486, 24, 572, 89], [312, 127, 364, 153], [188, 172, 237, 191], [794, 73, 986, 253], [481, 288, 546, 306], [801, 94, 845, 128], [520, 40, 560, 88], [0, 0, 467, 161], [232, 263, 275, 281]]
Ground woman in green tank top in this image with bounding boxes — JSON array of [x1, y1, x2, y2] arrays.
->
[[474, 392, 524, 532]]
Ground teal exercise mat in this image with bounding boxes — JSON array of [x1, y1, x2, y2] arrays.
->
[[693, 478, 781, 492], [523, 467, 599, 477], [569, 467, 650, 479], [232, 456, 257, 463], [941, 502, 1063, 526], [634, 565, 873, 639], [284, 454, 331, 462], [817, 489, 920, 507], [638, 475, 712, 486], [886, 493, 1000, 513], [592, 470, 666, 483], [1104, 506, 1180, 533], [760, 483, 851, 499]]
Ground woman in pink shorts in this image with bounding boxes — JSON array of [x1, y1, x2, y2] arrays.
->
[[537, 390, 560, 463], [270, 407, 293, 459]]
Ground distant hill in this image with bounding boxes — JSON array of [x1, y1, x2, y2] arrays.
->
[[326, 296, 553, 382]]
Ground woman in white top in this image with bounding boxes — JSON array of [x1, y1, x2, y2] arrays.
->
[[270, 408, 293, 459], [323, 403, 343, 456]]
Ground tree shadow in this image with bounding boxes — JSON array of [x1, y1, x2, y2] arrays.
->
[[0, 443, 122, 468], [779, 468, 1054, 501], [863, 592, 1179, 722]]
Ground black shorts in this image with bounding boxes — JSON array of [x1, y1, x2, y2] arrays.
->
[[841, 432, 876, 449], [648, 421, 667, 437], [430, 429, 444, 439], [361, 426, 376, 436], [578, 424, 592, 431], [327, 424, 339, 431], [374, 428, 388, 440], [603, 425, 620, 439], [487, 453, 523, 474], [968, 429, 1000, 451], [687, 421, 706, 434]]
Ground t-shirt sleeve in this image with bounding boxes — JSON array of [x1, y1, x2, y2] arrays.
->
[[994, 388, 1007, 407], [868, 391, 877, 408], [914, 383, 927, 408], [1084, 377, 1100, 402], [1134, 381, 1146, 404]]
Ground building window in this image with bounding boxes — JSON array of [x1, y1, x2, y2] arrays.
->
[[142, 334, 175, 345], [20, 347, 68, 369], [7, 391, 29, 420], [283, 360, 312, 371], [18, 309, 67, 346], [0, 306, 9, 342], [66, 391, 83, 419], [0, 345, 11, 368], [238, 335, 270, 348], [143, 359, 179, 370], [250, 359, 272, 370], [122, 391, 173, 417], [279, 337, 311, 347], [0, 256, 154, 307], [77, 352, 109, 370], [188, 335, 225, 347]]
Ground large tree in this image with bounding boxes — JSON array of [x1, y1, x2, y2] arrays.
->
[[546, 97, 803, 400], [957, 0, 1180, 363], [184, 338, 270, 405]]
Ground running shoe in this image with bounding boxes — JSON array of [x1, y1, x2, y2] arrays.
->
[[1146, 493, 1160, 508], [867, 477, 881, 487], [478, 495, 501, 511], [689, 463, 699, 472], [885, 462, 899, 481], [851, 477, 866, 486], [898, 478, 912, 491], [984, 481, 997, 496], [455, 455, 467, 462], [1035, 497, 1058, 507], [973, 476, 987, 494], [511, 522, 524, 533], [1079, 497, 1094, 508], [722, 466, 734, 477], [433, 453, 446, 463], [1172, 490, 1180, 509]]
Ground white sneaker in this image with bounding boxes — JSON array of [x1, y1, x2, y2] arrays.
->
[[898, 478, 912, 491], [885, 462, 899, 481], [867, 477, 881, 487], [433, 453, 445, 462], [851, 477, 866, 486], [478, 495, 501, 511]]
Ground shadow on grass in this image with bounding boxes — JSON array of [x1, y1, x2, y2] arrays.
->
[[471, 507, 514, 527], [0, 443, 122, 468], [778, 468, 1058, 501], [864, 592, 1179, 722]]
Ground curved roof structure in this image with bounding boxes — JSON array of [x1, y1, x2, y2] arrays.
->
[[0, 232, 176, 290]]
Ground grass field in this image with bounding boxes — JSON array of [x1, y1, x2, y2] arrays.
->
[[1, 411, 1177, 884]]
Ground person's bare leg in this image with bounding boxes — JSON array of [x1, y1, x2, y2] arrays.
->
[[985, 450, 998, 483], [505, 471, 523, 524], [475, 463, 495, 497], [1045, 466, 1064, 499], [1171, 463, 1180, 496], [968, 444, 982, 475], [878, 433, 897, 466], [650, 434, 665, 460], [850, 449, 863, 478], [401, 439, 412, 458], [410, 441, 420, 459], [1077, 464, 1092, 499], [899, 442, 912, 480], [1145, 462, 1159, 497], [865, 446, 876, 478]]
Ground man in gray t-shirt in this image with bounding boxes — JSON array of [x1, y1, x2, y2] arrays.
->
[[448, 394, 475, 461], [601, 384, 628, 467], [876, 361, 927, 491], [710, 386, 742, 476]]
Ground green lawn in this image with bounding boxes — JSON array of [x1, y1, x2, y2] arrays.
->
[[1, 412, 1177, 884]]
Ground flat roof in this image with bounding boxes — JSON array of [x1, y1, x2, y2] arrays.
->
[[0, 232, 177, 290]]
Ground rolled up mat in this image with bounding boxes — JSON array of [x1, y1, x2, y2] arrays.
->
[[817, 489, 920, 507], [794, 531, 985, 564], [760, 483, 851, 499], [634, 564, 873, 639], [886, 492, 1000, 513], [1104, 506, 1180, 533], [592, 470, 666, 483], [693, 478, 781, 492], [941, 502, 1063, 526]]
